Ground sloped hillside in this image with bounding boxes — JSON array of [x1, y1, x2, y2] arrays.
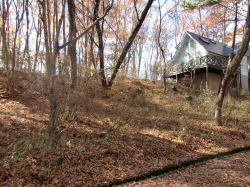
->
[[0, 72, 249, 186]]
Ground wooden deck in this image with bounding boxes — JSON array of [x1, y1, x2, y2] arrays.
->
[[169, 55, 228, 76]]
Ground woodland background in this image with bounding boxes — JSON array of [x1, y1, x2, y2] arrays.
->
[[0, 0, 249, 186]]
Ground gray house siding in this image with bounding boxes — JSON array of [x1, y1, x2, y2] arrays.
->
[[240, 56, 249, 91]]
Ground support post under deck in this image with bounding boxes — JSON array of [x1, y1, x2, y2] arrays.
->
[[191, 69, 196, 89], [236, 73, 240, 97], [206, 66, 208, 90]]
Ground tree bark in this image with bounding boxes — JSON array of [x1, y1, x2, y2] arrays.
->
[[68, 0, 77, 89], [66, 0, 77, 121]]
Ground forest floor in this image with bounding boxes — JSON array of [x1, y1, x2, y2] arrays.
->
[[0, 71, 249, 186], [124, 151, 250, 187]]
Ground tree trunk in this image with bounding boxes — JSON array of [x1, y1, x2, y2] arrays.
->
[[68, 0, 77, 89], [94, 0, 107, 87], [12, 2, 25, 72], [1, 0, 10, 71], [66, 0, 78, 121], [33, 19, 42, 72], [90, 27, 97, 69], [215, 3, 250, 125], [157, 0, 167, 92], [39, 0, 65, 141], [137, 39, 144, 77], [62, 11, 68, 75], [84, 33, 89, 76], [198, 8, 203, 36], [24, 0, 31, 71]]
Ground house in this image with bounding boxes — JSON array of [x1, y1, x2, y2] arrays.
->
[[234, 43, 250, 92], [169, 31, 250, 92]]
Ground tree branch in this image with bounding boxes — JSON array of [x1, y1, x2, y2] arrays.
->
[[58, 1, 113, 50]]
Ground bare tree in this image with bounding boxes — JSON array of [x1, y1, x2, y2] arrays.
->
[[24, 0, 31, 70], [0, 0, 12, 71], [108, 0, 155, 87], [38, 0, 113, 139], [157, 0, 168, 92], [93, 0, 108, 87], [65, 0, 77, 121], [38, 0, 66, 140], [136, 36, 144, 77], [33, 13, 42, 72], [12, 0, 25, 72], [68, 0, 77, 89]]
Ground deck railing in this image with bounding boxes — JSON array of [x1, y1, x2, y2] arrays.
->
[[170, 55, 228, 75]]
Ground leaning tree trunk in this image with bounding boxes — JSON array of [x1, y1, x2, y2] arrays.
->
[[108, 0, 154, 87], [215, 3, 250, 125]]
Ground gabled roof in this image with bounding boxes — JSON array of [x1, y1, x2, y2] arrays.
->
[[186, 31, 232, 56]]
